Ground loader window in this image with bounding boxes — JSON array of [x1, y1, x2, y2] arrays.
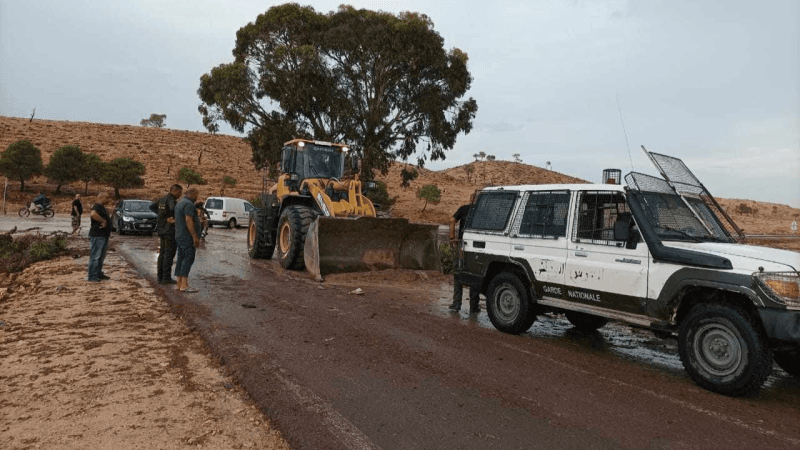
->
[[467, 191, 518, 232], [301, 144, 344, 180]]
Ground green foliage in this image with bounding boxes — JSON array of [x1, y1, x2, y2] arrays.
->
[[0, 140, 44, 191], [80, 153, 106, 195], [222, 175, 237, 186], [0, 233, 69, 272], [102, 158, 145, 198], [512, 153, 522, 163], [418, 184, 441, 211], [178, 167, 207, 187], [400, 167, 418, 188], [438, 242, 454, 274], [198, 3, 478, 179], [365, 180, 395, 211], [45, 145, 84, 193], [486, 155, 496, 161], [140, 114, 166, 128]]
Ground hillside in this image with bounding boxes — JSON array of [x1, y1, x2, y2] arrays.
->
[[1, 116, 798, 241]]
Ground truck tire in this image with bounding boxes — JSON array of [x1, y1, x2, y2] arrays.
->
[[277, 205, 315, 270], [565, 311, 609, 331], [248, 208, 275, 259], [773, 346, 800, 378], [678, 303, 772, 396], [486, 273, 536, 334]]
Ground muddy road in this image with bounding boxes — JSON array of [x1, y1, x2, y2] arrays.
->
[[98, 225, 800, 450]]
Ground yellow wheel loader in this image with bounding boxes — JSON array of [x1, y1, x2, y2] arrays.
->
[[247, 139, 440, 280]]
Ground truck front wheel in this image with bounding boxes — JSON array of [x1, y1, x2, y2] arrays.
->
[[277, 205, 315, 270], [678, 303, 772, 396], [486, 273, 536, 335], [247, 209, 275, 259]]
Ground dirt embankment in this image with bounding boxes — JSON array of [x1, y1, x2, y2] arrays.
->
[[0, 238, 289, 450]]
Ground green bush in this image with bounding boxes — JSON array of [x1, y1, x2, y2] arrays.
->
[[400, 167, 418, 188], [418, 184, 441, 211], [365, 180, 395, 211], [178, 167, 207, 187], [439, 242, 454, 274]]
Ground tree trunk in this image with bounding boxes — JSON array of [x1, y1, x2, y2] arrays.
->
[[84, 181, 89, 195], [114, 187, 120, 199], [20, 178, 25, 191]]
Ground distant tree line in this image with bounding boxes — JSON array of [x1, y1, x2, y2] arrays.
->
[[0, 140, 145, 198]]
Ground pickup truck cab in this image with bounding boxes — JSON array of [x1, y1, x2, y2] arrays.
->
[[458, 150, 800, 396]]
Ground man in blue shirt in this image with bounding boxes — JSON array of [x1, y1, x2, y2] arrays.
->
[[173, 187, 201, 292]]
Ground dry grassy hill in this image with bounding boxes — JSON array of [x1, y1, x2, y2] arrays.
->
[[1, 116, 798, 242]]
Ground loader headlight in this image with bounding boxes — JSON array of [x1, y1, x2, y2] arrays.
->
[[342, 146, 349, 153], [365, 181, 376, 190], [755, 272, 800, 307], [289, 173, 299, 181]]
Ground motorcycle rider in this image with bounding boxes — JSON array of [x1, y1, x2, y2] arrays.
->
[[31, 191, 50, 213]]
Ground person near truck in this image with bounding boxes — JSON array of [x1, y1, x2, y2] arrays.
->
[[448, 191, 481, 313], [173, 187, 202, 293], [150, 184, 183, 285], [71, 194, 83, 235]]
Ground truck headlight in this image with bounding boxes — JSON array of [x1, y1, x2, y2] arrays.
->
[[755, 272, 800, 307], [123, 216, 134, 222]]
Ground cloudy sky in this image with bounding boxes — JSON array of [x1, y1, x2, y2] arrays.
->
[[1, 0, 798, 208]]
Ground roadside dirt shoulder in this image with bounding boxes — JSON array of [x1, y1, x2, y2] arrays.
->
[[0, 241, 289, 450]]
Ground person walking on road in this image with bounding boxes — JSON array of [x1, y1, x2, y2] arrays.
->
[[71, 194, 83, 235], [87, 192, 112, 282], [150, 184, 183, 284], [174, 187, 202, 293], [449, 192, 481, 313]]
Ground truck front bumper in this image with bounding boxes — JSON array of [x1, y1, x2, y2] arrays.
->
[[759, 309, 800, 344]]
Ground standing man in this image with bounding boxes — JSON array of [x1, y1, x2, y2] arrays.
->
[[448, 191, 480, 313], [87, 191, 112, 282], [71, 193, 83, 235], [173, 187, 201, 293], [150, 184, 183, 284]]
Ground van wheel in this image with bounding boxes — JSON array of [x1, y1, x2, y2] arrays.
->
[[277, 205, 315, 270], [678, 303, 772, 396], [565, 311, 609, 331], [228, 218, 237, 229], [486, 273, 536, 334], [774, 346, 800, 378], [248, 209, 275, 259]]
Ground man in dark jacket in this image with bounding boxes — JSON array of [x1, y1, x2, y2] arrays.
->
[[448, 191, 480, 313], [150, 184, 183, 284], [87, 191, 112, 282]]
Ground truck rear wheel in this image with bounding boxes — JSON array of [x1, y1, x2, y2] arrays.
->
[[277, 205, 315, 270], [486, 273, 536, 334], [565, 311, 609, 331], [248, 209, 274, 259], [678, 303, 772, 396]]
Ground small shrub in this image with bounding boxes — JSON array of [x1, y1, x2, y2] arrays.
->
[[365, 180, 395, 211], [439, 242, 454, 274], [178, 167, 207, 187], [400, 167, 418, 188], [418, 184, 441, 211], [0, 233, 70, 272]]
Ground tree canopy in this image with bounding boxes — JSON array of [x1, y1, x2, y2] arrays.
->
[[0, 140, 44, 191], [140, 114, 167, 128], [45, 145, 85, 193], [198, 4, 477, 179], [102, 158, 145, 198], [80, 153, 106, 195], [178, 167, 207, 187]]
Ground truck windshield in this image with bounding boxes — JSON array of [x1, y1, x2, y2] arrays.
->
[[631, 192, 734, 243], [302, 145, 344, 180]]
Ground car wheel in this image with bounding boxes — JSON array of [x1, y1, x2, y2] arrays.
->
[[117, 219, 125, 235], [678, 303, 772, 396], [486, 273, 536, 334], [18, 207, 30, 218], [774, 346, 800, 378], [277, 205, 315, 270], [565, 311, 609, 331], [228, 218, 237, 229]]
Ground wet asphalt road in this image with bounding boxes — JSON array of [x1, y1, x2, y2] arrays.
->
[[4, 215, 800, 449]]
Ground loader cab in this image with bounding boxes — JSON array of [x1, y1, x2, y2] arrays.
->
[[281, 140, 347, 189]]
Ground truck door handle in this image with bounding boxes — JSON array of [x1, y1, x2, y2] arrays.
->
[[574, 251, 588, 257], [513, 245, 524, 251]]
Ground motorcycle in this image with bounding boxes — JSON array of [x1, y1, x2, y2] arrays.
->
[[19, 201, 55, 218]]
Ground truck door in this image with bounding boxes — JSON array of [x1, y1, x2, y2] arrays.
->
[[461, 191, 519, 278], [508, 190, 570, 291], [564, 190, 649, 314]]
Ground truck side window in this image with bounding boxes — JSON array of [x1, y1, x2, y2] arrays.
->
[[467, 191, 518, 232], [519, 191, 570, 238], [573, 191, 631, 246]]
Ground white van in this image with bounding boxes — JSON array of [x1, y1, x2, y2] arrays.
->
[[204, 197, 253, 229]]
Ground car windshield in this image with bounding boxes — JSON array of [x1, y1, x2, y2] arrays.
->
[[124, 201, 152, 212], [630, 192, 734, 243]]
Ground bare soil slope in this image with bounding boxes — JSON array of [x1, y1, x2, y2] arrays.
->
[[1, 116, 797, 239]]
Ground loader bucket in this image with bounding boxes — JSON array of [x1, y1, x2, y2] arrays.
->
[[304, 216, 441, 281]]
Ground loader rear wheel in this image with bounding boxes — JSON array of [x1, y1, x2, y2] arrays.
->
[[277, 205, 315, 270], [248, 209, 274, 259]]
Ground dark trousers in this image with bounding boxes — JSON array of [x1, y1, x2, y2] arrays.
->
[[157, 234, 177, 281], [88, 236, 109, 281], [452, 242, 480, 309]]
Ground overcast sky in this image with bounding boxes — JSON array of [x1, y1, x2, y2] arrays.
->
[[1, 0, 798, 208]]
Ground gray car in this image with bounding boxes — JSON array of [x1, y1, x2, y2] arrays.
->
[[110, 199, 158, 236]]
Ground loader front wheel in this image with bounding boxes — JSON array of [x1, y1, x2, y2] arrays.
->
[[248, 209, 274, 259], [277, 205, 315, 270]]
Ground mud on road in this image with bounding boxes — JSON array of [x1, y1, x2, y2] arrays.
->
[[110, 226, 800, 450]]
